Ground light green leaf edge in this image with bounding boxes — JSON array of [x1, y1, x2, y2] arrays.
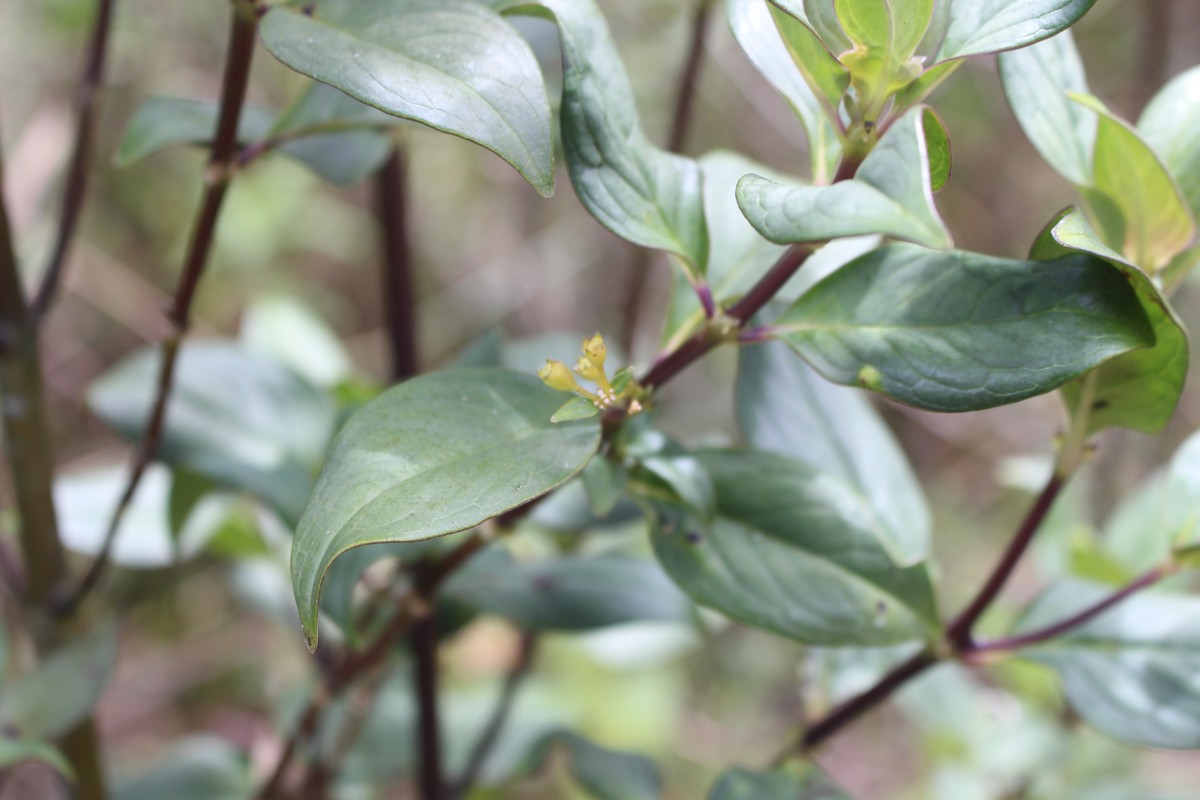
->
[[935, 0, 1099, 62]]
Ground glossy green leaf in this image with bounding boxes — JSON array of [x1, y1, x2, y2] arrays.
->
[[1043, 209, 1188, 434], [651, 450, 939, 646], [0, 739, 72, 780], [662, 151, 789, 349], [767, 2, 851, 125], [0, 624, 117, 741], [1073, 94, 1196, 271], [507, 0, 708, 279], [114, 737, 253, 800], [935, 0, 1099, 62], [709, 765, 850, 800], [443, 550, 691, 631], [728, 0, 841, 182], [834, 0, 932, 117], [1139, 65, 1200, 221], [922, 107, 951, 192], [998, 30, 1094, 186], [737, 338, 930, 565], [291, 369, 601, 649], [260, 0, 554, 196], [1018, 582, 1200, 749], [88, 341, 336, 525], [773, 243, 1154, 412], [737, 107, 950, 247], [115, 96, 274, 167]]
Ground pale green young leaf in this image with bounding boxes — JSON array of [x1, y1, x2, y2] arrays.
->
[[728, 0, 841, 182], [651, 450, 940, 646], [552, 396, 600, 423], [291, 369, 601, 649], [803, 0, 852, 55], [890, 58, 963, 116], [935, 0, 1099, 62], [922, 107, 951, 191], [774, 243, 1153, 412], [260, 0, 555, 196], [1018, 582, 1200, 750], [1072, 93, 1196, 271], [834, 0, 933, 116], [503, 0, 709, 279], [1045, 209, 1189, 434], [767, 2, 851, 125], [736, 106, 951, 248], [1138, 65, 1200, 221], [998, 30, 1095, 186], [738, 339, 930, 565]]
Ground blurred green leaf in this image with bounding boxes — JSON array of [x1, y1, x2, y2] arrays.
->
[[1139, 65, 1200, 221], [239, 295, 353, 388], [88, 341, 337, 525], [443, 550, 692, 631], [0, 624, 117, 741], [291, 369, 601, 649], [774, 243, 1153, 412], [998, 30, 1095, 186], [507, 0, 709, 280], [55, 463, 179, 567], [934, 0, 1099, 62], [1018, 581, 1200, 749], [737, 107, 951, 248], [0, 738, 73, 780], [737, 338, 930, 565], [1103, 469, 1169, 576], [728, 0, 841, 182], [546, 731, 661, 800], [579, 457, 627, 517], [650, 450, 938, 645], [260, 0, 554, 196], [115, 96, 274, 167], [709, 764, 850, 799], [1041, 209, 1188, 434], [270, 81, 396, 186], [113, 737, 252, 800], [767, 2, 850, 125], [1073, 94, 1196, 272]]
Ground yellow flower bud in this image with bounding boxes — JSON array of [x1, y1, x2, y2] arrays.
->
[[538, 359, 580, 393], [574, 356, 606, 385], [581, 332, 607, 370]]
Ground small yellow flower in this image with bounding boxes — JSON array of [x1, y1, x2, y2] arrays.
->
[[574, 356, 606, 386], [581, 332, 606, 370], [538, 359, 581, 393]]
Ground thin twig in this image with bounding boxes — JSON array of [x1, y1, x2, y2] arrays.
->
[[31, 0, 116, 319], [965, 563, 1178, 658], [57, 1, 260, 615], [412, 612, 445, 800], [619, 0, 715, 356], [377, 147, 418, 381], [453, 632, 538, 798], [945, 473, 1066, 648]]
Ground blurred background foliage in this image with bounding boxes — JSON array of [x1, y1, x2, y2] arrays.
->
[[3, 0, 1200, 797]]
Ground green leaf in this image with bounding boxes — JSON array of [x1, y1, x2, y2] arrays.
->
[[934, 0, 1099, 62], [260, 0, 554, 196], [270, 81, 396, 186], [291, 369, 601, 649], [548, 732, 661, 800], [773, 242, 1154, 412], [1073, 93, 1196, 272], [998, 30, 1095, 186], [727, 0, 841, 182], [803, 0, 851, 55], [650, 450, 939, 646], [1103, 469, 1169, 576], [890, 58, 963, 116], [737, 107, 950, 247], [443, 550, 692, 631], [239, 295, 354, 388], [1017, 581, 1200, 749], [507, 0, 709, 279], [834, 0, 933, 118], [737, 338, 930, 565], [0, 624, 117, 741], [552, 396, 600, 423], [88, 341, 337, 525], [922, 107, 951, 192], [114, 736, 253, 800], [115, 96, 275, 167], [767, 2, 851, 127], [709, 765, 851, 800], [0, 738, 73, 780], [1043, 209, 1189, 434], [579, 456, 626, 516], [662, 151, 789, 349], [1139, 65, 1200, 222]]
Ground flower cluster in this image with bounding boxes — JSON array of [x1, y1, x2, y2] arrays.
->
[[537, 333, 642, 414]]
